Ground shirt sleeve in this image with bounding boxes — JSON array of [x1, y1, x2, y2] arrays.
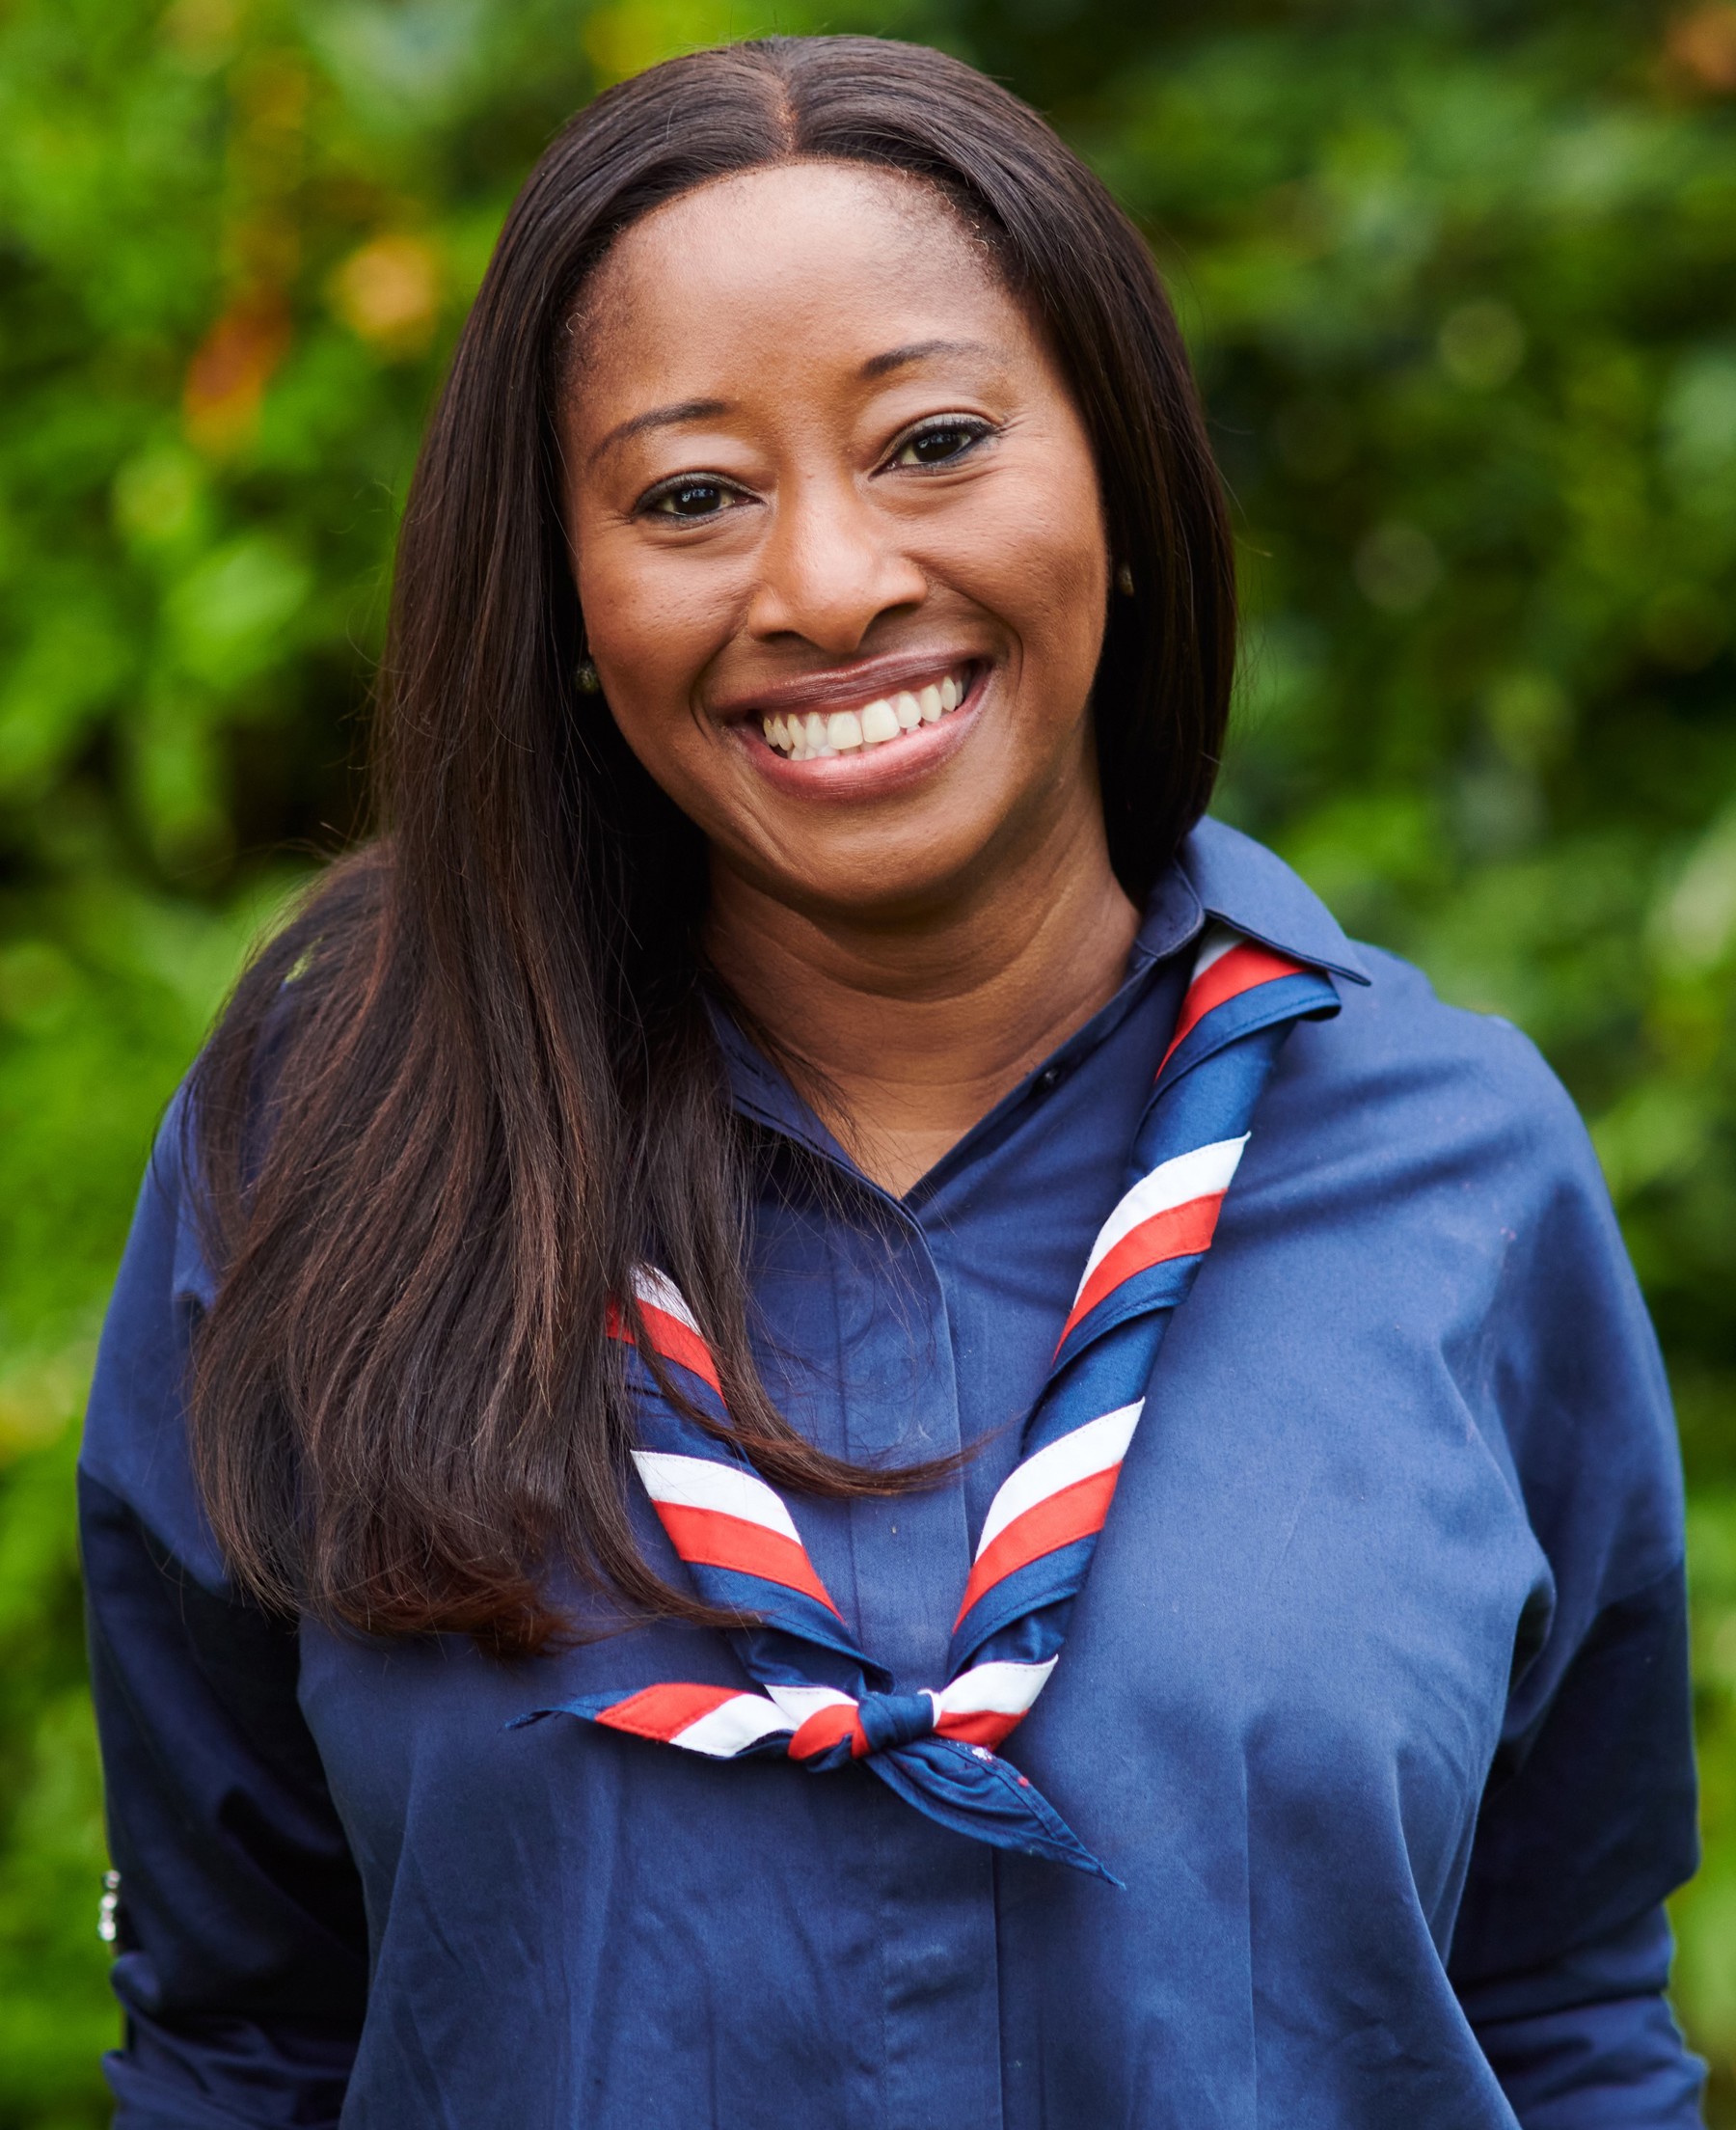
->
[[79, 1104, 368, 2128], [1447, 1072, 1705, 2126]]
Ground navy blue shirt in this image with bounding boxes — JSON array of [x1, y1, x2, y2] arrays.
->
[[80, 821, 1704, 2127]]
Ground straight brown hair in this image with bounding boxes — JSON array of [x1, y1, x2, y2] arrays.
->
[[184, 34, 1235, 1656]]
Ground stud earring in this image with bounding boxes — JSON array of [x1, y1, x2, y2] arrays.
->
[[575, 656, 601, 695], [1116, 563, 1135, 597]]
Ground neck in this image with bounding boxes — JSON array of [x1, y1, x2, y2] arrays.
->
[[705, 806, 1141, 1199]]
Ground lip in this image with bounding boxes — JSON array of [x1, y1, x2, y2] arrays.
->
[[731, 660, 989, 800], [707, 649, 987, 725]]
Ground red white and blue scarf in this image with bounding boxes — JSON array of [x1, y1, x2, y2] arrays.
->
[[516, 928, 1340, 1880]]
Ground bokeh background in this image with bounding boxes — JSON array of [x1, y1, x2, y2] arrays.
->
[[1, 0, 1733, 2118]]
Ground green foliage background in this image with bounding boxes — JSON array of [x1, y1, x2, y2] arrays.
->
[[1, 0, 1733, 2118]]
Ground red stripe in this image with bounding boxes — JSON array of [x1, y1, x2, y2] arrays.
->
[[595, 1680, 742, 1744], [789, 1702, 868, 1761], [606, 1297, 724, 1398], [639, 1301, 724, 1396], [1159, 942, 1306, 1074], [1059, 1191, 1225, 1344], [934, 1707, 1022, 1749], [653, 1503, 841, 1616], [953, 1466, 1122, 1628]]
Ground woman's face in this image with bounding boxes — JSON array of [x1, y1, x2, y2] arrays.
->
[[560, 162, 1112, 924]]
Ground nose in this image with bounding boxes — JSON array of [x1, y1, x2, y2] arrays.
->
[[745, 472, 928, 655]]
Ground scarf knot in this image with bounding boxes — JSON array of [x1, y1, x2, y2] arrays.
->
[[856, 1691, 938, 1756]]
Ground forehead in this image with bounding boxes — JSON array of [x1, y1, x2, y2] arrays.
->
[[567, 163, 1026, 422]]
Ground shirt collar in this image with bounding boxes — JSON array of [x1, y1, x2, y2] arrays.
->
[[1178, 817, 1371, 986]]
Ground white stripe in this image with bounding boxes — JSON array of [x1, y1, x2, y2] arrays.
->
[[632, 1265, 699, 1332], [930, 1658, 1058, 1722], [766, 1682, 856, 1726], [632, 1450, 801, 1543], [1190, 923, 1241, 981], [1073, 1135, 1248, 1303], [975, 1402, 1144, 1559], [670, 1693, 792, 1758]]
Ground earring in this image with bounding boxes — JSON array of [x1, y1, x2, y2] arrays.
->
[[1116, 563, 1135, 597], [575, 655, 601, 695]]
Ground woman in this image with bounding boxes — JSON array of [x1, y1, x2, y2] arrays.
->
[[81, 34, 1702, 2129]]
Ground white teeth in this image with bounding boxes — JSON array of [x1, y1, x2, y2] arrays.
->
[[761, 669, 971, 758]]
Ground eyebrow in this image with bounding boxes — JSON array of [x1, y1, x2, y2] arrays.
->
[[859, 337, 997, 380], [588, 397, 729, 466], [585, 341, 997, 466]]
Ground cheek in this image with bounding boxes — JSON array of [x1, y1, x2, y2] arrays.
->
[[576, 534, 697, 667], [571, 534, 727, 764], [964, 460, 1107, 693]]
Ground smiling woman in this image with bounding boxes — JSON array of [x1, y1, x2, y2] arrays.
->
[[562, 157, 1138, 1190], [77, 33, 1702, 2130]]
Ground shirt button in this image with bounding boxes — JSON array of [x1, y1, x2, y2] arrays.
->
[[1034, 1065, 1063, 1095]]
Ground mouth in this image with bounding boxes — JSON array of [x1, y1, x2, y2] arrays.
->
[[755, 664, 975, 761]]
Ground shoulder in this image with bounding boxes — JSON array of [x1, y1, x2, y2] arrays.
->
[[79, 1084, 233, 1588], [1316, 939, 1590, 1168], [1272, 932, 1620, 1312], [1185, 822, 1680, 1567], [1269, 942, 1680, 1598], [1183, 817, 1592, 1192], [78, 846, 393, 1588]]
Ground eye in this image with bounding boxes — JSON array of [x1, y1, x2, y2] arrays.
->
[[642, 477, 745, 521], [887, 418, 994, 471]]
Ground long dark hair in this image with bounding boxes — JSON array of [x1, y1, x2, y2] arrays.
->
[[185, 34, 1234, 1656]]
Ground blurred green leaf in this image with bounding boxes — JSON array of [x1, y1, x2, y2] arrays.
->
[[0, 0, 1732, 2120]]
